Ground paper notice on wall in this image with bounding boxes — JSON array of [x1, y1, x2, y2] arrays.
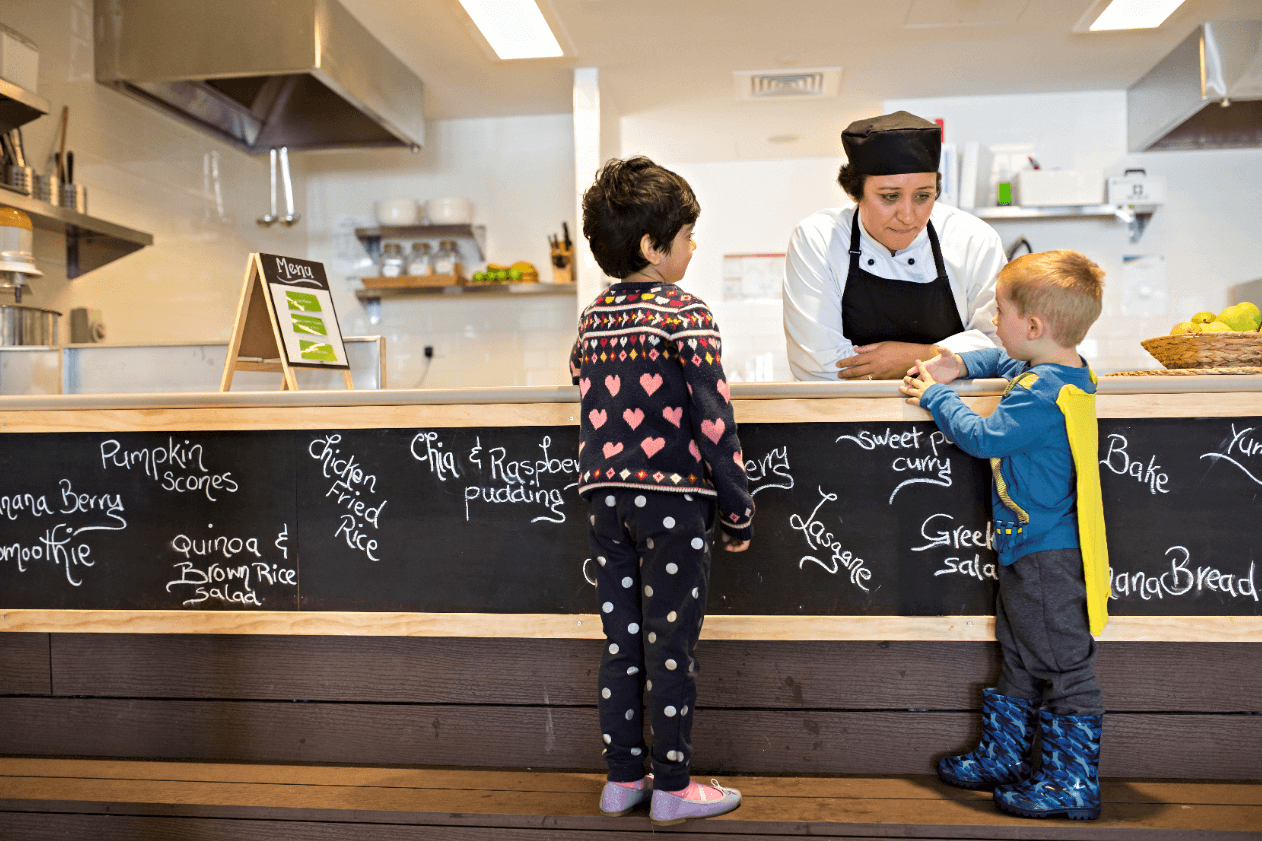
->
[[1120, 254, 1168, 318], [723, 254, 784, 302]]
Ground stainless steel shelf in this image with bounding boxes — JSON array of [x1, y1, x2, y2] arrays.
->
[[356, 282, 575, 302], [355, 223, 487, 261], [0, 77, 49, 133], [0, 183, 155, 278], [972, 203, 1155, 242]]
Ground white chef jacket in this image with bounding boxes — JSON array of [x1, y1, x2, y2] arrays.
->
[[783, 202, 1005, 381]]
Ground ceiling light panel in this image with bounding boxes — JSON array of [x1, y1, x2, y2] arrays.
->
[[458, 0, 563, 60], [1075, 0, 1187, 32]]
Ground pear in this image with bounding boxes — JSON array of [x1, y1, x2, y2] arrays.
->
[[1191, 311, 1218, 324], [1170, 321, 1201, 335], [1200, 321, 1233, 333], [1217, 304, 1261, 332]]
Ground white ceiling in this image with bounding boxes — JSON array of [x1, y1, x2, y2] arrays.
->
[[340, 0, 1262, 161]]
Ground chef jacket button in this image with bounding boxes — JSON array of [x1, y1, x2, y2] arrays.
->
[[867, 258, 875, 266], [908, 258, 915, 265]]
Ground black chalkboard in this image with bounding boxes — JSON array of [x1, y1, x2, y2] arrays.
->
[[1, 417, 1258, 616]]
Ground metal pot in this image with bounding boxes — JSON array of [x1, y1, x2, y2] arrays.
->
[[0, 304, 61, 346]]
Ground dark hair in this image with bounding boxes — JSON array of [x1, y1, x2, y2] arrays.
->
[[582, 156, 700, 279], [837, 165, 942, 202]]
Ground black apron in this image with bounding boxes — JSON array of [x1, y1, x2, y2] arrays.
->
[[841, 211, 964, 347]]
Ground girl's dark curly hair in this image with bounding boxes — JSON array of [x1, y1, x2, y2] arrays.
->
[[582, 156, 700, 279]]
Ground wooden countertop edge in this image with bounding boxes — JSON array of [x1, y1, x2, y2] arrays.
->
[[2, 392, 1262, 432], [0, 610, 1257, 642]]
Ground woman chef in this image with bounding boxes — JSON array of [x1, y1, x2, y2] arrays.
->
[[783, 111, 1005, 381]]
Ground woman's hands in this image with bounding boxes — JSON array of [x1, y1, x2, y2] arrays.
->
[[836, 341, 938, 380], [899, 348, 964, 406]]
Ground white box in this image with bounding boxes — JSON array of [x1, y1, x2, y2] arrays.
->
[[1108, 173, 1166, 206], [1015, 169, 1103, 206], [0, 24, 38, 92]]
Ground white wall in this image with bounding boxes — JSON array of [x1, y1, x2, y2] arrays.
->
[[302, 113, 577, 388], [888, 91, 1262, 373], [4, 0, 311, 346]]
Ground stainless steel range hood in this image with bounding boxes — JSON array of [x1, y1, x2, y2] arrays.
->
[[1128, 20, 1262, 152], [95, 0, 424, 154]]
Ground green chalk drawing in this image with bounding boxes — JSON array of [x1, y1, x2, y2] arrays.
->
[[291, 313, 328, 336], [299, 340, 337, 362], [286, 290, 323, 312]]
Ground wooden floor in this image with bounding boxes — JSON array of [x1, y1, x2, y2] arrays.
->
[[1, 758, 1259, 840]]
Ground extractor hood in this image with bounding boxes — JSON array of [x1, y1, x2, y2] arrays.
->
[[95, 0, 425, 154], [1128, 20, 1262, 152]]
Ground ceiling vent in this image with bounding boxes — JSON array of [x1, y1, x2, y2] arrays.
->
[[734, 68, 843, 101]]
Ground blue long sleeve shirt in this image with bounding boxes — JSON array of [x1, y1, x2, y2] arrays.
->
[[919, 348, 1097, 565]]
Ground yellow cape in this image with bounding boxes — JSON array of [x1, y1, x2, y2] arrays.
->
[[1056, 370, 1110, 635]]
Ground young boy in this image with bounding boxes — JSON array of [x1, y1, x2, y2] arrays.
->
[[570, 156, 754, 826], [899, 250, 1110, 821]]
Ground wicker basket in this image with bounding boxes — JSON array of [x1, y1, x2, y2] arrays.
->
[[1140, 332, 1262, 369]]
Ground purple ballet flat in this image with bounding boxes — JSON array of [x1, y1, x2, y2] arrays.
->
[[599, 777, 652, 816], [650, 779, 742, 826]]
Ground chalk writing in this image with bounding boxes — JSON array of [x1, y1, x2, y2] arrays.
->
[[911, 513, 998, 581], [413, 432, 577, 524], [1199, 423, 1262, 486], [309, 434, 385, 562], [0, 524, 94, 585], [787, 485, 872, 591], [1100, 433, 1169, 494], [835, 426, 952, 502], [1110, 546, 1257, 602], [99, 437, 238, 501], [746, 445, 793, 496]]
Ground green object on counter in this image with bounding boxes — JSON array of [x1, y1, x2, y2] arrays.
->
[[997, 181, 1012, 206]]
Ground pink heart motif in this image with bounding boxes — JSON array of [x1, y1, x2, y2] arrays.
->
[[589, 408, 607, 429], [579, 378, 591, 398], [733, 450, 744, 467], [689, 440, 701, 461], [578, 441, 585, 454], [604, 375, 621, 396], [640, 372, 663, 396], [716, 379, 731, 404], [623, 407, 645, 430], [641, 437, 665, 458], [700, 418, 725, 444], [662, 406, 683, 428], [602, 441, 624, 459]]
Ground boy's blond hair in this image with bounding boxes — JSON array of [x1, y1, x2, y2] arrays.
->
[[998, 250, 1105, 347]]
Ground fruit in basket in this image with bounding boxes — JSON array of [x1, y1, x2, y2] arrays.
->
[[1217, 303, 1261, 332], [1199, 321, 1232, 333], [1239, 301, 1261, 321], [1170, 321, 1200, 335], [1191, 311, 1217, 324]]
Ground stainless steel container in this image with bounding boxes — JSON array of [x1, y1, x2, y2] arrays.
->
[[0, 304, 60, 345], [4, 163, 34, 196], [34, 173, 60, 206]]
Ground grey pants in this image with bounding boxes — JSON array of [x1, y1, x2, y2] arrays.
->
[[994, 548, 1104, 716]]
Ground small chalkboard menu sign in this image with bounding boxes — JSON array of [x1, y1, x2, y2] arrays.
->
[[221, 253, 352, 391]]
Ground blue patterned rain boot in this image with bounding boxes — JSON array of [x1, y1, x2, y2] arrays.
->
[[937, 688, 1038, 790], [994, 709, 1102, 820]]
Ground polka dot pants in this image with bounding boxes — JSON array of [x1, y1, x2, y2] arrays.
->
[[588, 488, 714, 792]]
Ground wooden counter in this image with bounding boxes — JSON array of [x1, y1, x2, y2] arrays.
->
[[1, 379, 1259, 778]]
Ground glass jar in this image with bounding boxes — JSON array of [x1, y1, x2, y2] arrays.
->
[[432, 240, 459, 276], [379, 242, 406, 277], [406, 242, 432, 276]]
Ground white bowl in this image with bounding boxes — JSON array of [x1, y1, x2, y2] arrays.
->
[[425, 197, 473, 224], [374, 199, 420, 226]]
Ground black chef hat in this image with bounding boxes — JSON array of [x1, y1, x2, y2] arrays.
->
[[841, 111, 941, 175]]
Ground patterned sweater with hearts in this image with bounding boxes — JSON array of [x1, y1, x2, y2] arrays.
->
[[569, 281, 754, 540]]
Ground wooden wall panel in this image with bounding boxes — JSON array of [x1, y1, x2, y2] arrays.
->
[[0, 633, 49, 696], [1, 699, 1258, 780], [44, 635, 1262, 713]]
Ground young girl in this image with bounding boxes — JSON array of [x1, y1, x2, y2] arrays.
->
[[570, 156, 754, 826]]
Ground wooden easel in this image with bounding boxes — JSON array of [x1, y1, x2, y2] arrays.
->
[[221, 254, 353, 391]]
